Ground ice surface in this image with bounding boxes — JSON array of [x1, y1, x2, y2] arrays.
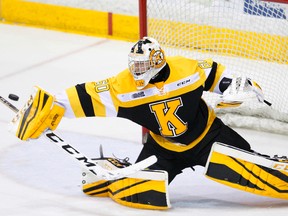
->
[[0, 24, 288, 215]]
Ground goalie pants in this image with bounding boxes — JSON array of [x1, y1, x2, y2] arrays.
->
[[136, 117, 251, 183]]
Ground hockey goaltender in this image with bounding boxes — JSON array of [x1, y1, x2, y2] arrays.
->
[[9, 37, 288, 210]]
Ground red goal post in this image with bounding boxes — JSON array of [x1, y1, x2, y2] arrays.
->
[[139, 0, 288, 142]]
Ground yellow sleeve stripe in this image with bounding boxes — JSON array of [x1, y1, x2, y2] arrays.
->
[[66, 87, 85, 117]]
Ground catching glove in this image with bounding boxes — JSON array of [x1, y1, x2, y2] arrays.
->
[[216, 76, 264, 108], [10, 86, 65, 141]]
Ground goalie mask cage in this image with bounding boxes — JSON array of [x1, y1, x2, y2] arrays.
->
[[139, 0, 288, 138]]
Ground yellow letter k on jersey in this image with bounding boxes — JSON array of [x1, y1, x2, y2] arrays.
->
[[150, 97, 187, 137]]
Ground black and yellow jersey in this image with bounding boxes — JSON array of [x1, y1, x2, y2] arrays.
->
[[60, 56, 227, 152]]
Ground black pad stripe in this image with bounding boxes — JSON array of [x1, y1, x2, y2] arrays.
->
[[233, 158, 288, 193], [41, 93, 49, 110], [260, 165, 288, 183], [18, 90, 42, 139], [120, 190, 168, 206], [110, 179, 150, 196], [83, 181, 110, 193], [206, 162, 263, 190], [88, 189, 109, 196]]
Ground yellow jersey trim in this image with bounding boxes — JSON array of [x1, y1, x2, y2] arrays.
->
[[66, 87, 85, 117]]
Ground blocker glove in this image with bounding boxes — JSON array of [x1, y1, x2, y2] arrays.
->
[[10, 86, 65, 141]]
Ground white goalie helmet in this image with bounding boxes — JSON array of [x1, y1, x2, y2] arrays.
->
[[128, 37, 166, 90]]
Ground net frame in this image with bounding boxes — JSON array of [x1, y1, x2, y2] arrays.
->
[[139, 0, 288, 135]]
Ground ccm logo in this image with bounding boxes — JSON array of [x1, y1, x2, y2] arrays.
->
[[273, 163, 288, 171]]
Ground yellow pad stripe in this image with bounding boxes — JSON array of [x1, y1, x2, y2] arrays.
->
[[206, 151, 288, 199], [83, 180, 109, 197], [83, 177, 169, 210]]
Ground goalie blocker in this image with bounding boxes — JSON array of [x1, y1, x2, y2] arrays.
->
[[205, 142, 288, 199]]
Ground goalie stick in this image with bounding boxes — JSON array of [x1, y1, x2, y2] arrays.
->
[[0, 95, 157, 180]]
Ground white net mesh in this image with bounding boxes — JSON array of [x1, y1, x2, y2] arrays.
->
[[146, 0, 288, 134]]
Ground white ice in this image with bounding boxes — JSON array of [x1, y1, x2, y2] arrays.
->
[[0, 24, 288, 216]]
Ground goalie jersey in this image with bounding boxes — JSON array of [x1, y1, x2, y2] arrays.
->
[[57, 56, 228, 152]]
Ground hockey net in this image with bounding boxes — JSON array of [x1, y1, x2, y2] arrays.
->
[[139, 0, 288, 135]]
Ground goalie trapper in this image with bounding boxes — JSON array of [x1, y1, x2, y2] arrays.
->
[[215, 76, 266, 108], [81, 149, 170, 210]]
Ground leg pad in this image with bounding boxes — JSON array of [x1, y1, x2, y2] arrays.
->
[[205, 142, 288, 199]]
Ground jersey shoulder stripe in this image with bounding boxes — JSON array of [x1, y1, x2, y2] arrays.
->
[[114, 57, 211, 106], [66, 57, 216, 118]]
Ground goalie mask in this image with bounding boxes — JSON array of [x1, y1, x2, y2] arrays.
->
[[128, 37, 166, 90]]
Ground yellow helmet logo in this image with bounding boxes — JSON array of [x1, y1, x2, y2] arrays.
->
[[149, 49, 166, 69]]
